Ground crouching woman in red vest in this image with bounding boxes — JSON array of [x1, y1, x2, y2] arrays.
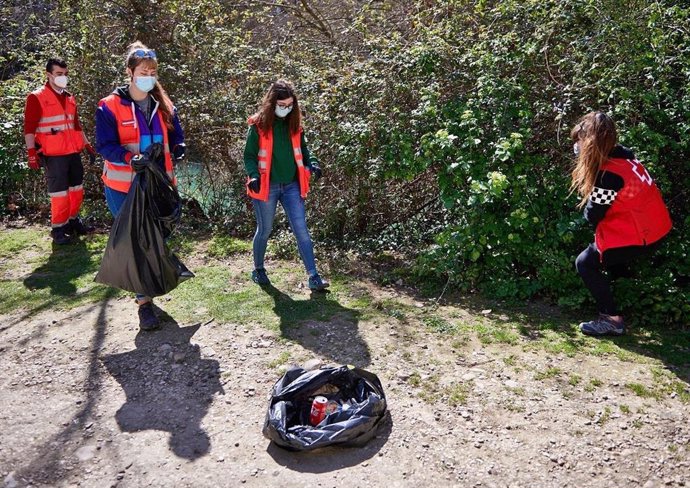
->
[[244, 80, 328, 290], [95, 42, 186, 331], [571, 112, 672, 336]]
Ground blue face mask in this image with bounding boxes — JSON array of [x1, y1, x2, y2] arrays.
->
[[275, 105, 293, 118], [134, 76, 156, 93], [573, 142, 580, 156]]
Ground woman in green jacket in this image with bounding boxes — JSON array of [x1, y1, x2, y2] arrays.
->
[[244, 79, 328, 291]]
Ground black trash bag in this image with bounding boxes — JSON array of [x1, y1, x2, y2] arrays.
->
[[263, 365, 387, 451], [95, 144, 193, 297]]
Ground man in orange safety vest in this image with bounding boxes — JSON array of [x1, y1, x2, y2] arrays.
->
[[24, 58, 96, 244]]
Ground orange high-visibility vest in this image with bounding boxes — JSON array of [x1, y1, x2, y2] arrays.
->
[[99, 94, 176, 193], [246, 123, 310, 201], [32, 86, 85, 156]]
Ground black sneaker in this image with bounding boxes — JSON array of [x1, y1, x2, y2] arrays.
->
[[67, 217, 94, 236], [251, 268, 270, 285], [308, 273, 330, 291], [50, 226, 71, 245], [138, 303, 160, 331]]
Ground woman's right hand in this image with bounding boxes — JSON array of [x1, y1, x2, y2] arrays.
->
[[248, 178, 260, 193]]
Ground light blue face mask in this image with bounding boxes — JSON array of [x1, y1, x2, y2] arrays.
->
[[573, 142, 580, 155], [275, 105, 293, 118], [134, 76, 156, 93]]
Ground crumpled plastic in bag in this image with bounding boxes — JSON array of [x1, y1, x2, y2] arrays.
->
[[263, 365, 387, 451]]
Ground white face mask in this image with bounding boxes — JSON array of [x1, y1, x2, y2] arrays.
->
[[573, 142, 580, 156], [134, 76, 156, 93], [53, 75, 68, 89], [275, 105, 293, 118]]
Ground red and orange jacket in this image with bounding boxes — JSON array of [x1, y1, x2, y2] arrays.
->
[[24, 83, 85, 156], [584, 146, 672, 256]]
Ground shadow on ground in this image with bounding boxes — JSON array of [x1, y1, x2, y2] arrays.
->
[[14, 290, 115, 487], [101, 311, 223, 460], [259, 283, 371, 367], [23, 238, 91, 296], [265, 411, 393, 473]]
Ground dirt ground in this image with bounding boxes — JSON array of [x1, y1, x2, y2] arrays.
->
[[1, 243, 689, 488]]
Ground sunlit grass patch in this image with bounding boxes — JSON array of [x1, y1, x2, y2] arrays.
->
[[584, 378, 603, 392], [625, 382, 661, 400], [0, 228, 45, 258], [0, 229, 120, 314], [445, 382, 470, 406], [534, 366, 562, 381], [268, 351, 291, 369], [166, 264, 360, 333], [423, 314, 458, 334], [207, 235, 252, 258]]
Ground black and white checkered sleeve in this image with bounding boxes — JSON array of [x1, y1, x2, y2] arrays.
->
[[588, 187, 618, 205]]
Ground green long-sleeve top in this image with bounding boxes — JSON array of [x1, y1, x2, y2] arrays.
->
[[243, 117, 317, 183]]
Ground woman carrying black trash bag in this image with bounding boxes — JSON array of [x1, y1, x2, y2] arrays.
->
[[95, 42, 186, 330], [244, 79, 329, 290], [570, 112, 672, 336]]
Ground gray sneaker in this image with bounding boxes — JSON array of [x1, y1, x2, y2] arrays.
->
[[308, 273, 330, 291], [580, 315, 626, 336], [251, 268, 270, 285]]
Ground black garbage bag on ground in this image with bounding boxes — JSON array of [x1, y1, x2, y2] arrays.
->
[[95, 144, 193, 297], [263, 365, 387, 451]]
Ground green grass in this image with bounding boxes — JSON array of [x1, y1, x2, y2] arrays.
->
[[207, 235, 252, 258], [374, 298, 414, 321], [625, 382, 661, 400], [0, 229, 122, 315], [534, 367, 562, 381], [268, 351, 290, 369], [0, 228, 44, 257], [408, 372, 421, 387], [445, 383, 469, 406], [599, 406, 612, 425], [1, 226, 688, 406], [423, 315, 457, 334], [584, 378, 603, 392], [166, 264, 361, 333]]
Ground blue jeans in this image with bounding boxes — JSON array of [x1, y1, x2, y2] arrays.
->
[[252, 181, 317, 276], [104, 186, 147, 302]]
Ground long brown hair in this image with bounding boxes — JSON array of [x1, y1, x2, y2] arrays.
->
[[125, 41, 175, 130], [249, 79, 302, 134], [569, 111, 617, 208]]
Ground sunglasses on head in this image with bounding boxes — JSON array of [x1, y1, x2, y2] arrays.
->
[[132, 49, 157, 59]]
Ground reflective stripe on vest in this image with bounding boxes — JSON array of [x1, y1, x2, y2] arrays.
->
[[99, 94, 176, 193], [32, 86, 85, 156]]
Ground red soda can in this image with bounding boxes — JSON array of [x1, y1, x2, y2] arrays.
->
[[310, 396, 328, 426]]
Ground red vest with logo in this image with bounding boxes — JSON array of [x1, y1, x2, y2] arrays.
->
[[595, 157, 672, 255], [99, 94, 176, 193], [246, 122, 310, 201], [32, 85, 85, 156]]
